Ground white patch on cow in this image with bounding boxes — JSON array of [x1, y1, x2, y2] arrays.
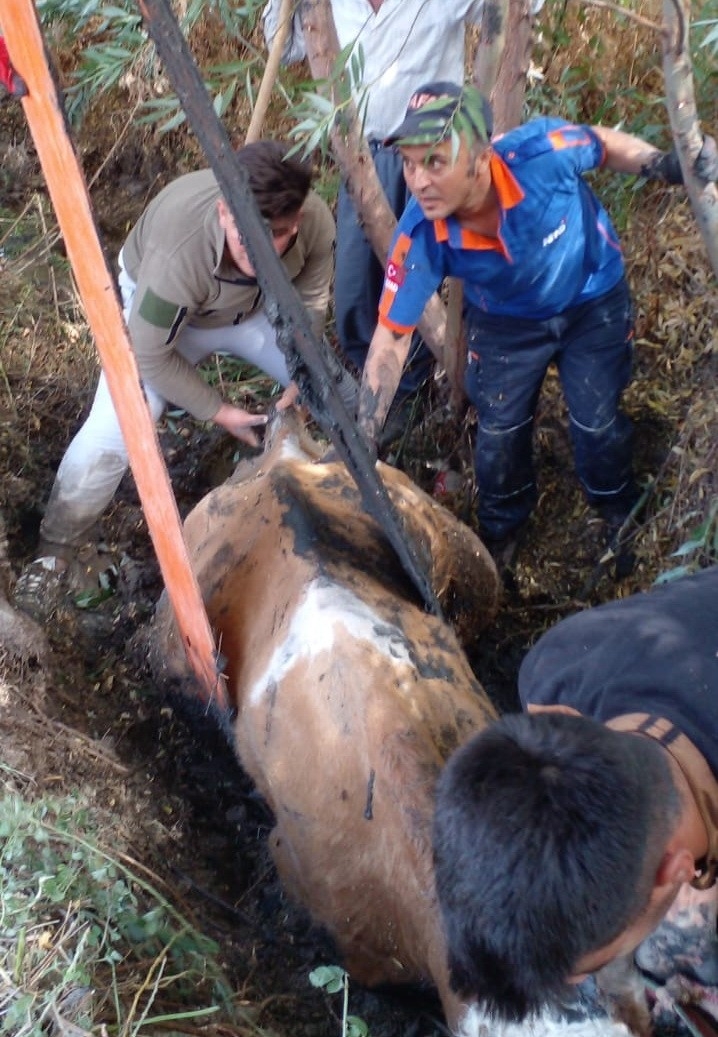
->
[[248, 579, 412, 705], [455, 1004, 632, 1037], [277, 436, 312, 463]]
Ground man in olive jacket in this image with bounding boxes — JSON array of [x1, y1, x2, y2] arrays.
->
[[28, 140, 335, 576]]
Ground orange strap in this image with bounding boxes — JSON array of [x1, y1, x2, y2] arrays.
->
[[1, 3, 228, 709]]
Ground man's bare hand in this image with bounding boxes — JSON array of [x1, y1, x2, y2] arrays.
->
[[212, 402, 268, 447], [275, 382, 300, 411]]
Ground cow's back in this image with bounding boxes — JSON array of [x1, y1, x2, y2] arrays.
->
[[150, 417, 500, 1012]]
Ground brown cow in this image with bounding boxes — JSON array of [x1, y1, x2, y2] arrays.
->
[[149, 411, 500, 1032], [149, 415, 669, 1037]]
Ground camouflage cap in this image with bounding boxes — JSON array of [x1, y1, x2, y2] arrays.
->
[[384, 81, 493, 148]]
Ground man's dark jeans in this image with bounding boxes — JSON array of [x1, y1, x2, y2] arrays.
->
[[464, 278, 636, 541], [335, 142, 433, 397]]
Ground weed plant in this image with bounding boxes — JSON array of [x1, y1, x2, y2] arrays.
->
[[0, 778, 237, 1036]]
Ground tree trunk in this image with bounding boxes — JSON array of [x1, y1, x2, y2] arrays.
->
[[245, 0, 294, 143], [457, 0, 534, 409], [473, 0, 508, 107], [490, 0, 534, 131], [662, 0, 718, 275], [297, 0, 450, 375]]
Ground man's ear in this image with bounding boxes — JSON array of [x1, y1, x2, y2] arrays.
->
[[473, 147, 492, 178], [655, 846, 696, 889]]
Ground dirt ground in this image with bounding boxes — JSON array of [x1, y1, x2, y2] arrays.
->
[[1, 67, 717, 1037]]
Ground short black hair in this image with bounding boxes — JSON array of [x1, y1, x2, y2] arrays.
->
[[235, 140, 312, 220], [432, 712, 681, 1021]]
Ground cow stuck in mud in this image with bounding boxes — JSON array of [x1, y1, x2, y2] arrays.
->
[[149, 411, 501, 1032], [149, 414, 679, 1037]]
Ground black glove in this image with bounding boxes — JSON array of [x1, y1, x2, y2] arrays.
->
[[647, 135, 718, 185], [694, 134, 718, 182]]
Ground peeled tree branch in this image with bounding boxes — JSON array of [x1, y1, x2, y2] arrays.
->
[[473, 0, 534, 134], [465, 0, 536, 411], [296, 0, 450, 380], [661, 0, 718, 276]]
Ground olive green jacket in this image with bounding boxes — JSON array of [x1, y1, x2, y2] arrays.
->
[[121, 167, 335, 420]]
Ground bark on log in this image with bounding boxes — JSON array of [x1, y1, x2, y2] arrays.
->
[[473, 0, 534, 134], [245, 0, 294, 143], [661, 0, 718, 276]]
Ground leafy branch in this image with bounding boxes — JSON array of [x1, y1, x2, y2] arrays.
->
[[287, 41, 368, 159], [36, 0, 268, 127], [655, 497, 718, 584]]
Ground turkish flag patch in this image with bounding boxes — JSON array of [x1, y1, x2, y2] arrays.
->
[[386, 260, 405, 288]]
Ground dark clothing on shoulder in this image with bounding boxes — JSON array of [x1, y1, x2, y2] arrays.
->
[[518, 566, 718, 779]]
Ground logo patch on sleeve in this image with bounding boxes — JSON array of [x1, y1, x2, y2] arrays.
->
[[138, 287, 182, 329], [385, 260, 406, 293]]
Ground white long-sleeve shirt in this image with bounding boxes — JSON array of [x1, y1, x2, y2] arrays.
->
[[262, 0, 486, 141]]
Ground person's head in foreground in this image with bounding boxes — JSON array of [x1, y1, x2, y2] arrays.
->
[[384, 80, 494, 223], [432, 712, 695, 1021]]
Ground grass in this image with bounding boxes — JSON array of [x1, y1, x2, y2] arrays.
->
[[0, 766, 245, 1037]]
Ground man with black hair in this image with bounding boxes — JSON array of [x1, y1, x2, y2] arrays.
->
[[356, 81, 718, 566], [433, 565, 718, 1023], [15, 140, 335, 610]]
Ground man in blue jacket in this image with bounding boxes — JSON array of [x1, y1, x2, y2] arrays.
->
[[356, 81, 718, 564]]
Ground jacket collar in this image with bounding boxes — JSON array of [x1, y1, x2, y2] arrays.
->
[[606, 713, 718, 890]]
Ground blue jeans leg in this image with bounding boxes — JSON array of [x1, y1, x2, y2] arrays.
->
[[465, 278, 636, 538], [334, 143, 433, 397], [465, 312, 555, 540], [557, 279, 636, 513]]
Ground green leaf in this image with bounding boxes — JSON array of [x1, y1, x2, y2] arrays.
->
[[74, 585, 114, 609], [308, 964, 346, 993], [332, 40, 355, 80], [653, 565, 693, 585], [670, 538, 706, 557], [302, 92, 336, 117], [347, 1017, 371, 1037]]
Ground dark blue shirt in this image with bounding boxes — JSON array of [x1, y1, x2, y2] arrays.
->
[[518, 567, 718, 779]]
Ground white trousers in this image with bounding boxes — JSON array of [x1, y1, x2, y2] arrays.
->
[[40, 254, 291, 548]]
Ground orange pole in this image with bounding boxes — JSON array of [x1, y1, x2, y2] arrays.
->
[[1, 2, 228, 709]]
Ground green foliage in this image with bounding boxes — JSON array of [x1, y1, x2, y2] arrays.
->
[[696, 17, 718, 56], [526, 0, 717, 233], [287, 42, 368, 160], [0, 787, 235, 1036], [655, 498, 718, 584], [35, 0, 266, 127], [135, 60, 252, 133], [694, 0, 718, 59], [309, 966, 371, 1037], [309, 964, 347, 995], [73, 564, 117, 608], [693, 4, 718, 118], [532, 0, 716, 129]]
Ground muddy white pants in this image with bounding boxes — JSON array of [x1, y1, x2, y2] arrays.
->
[[40, 254, 292, 549]]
